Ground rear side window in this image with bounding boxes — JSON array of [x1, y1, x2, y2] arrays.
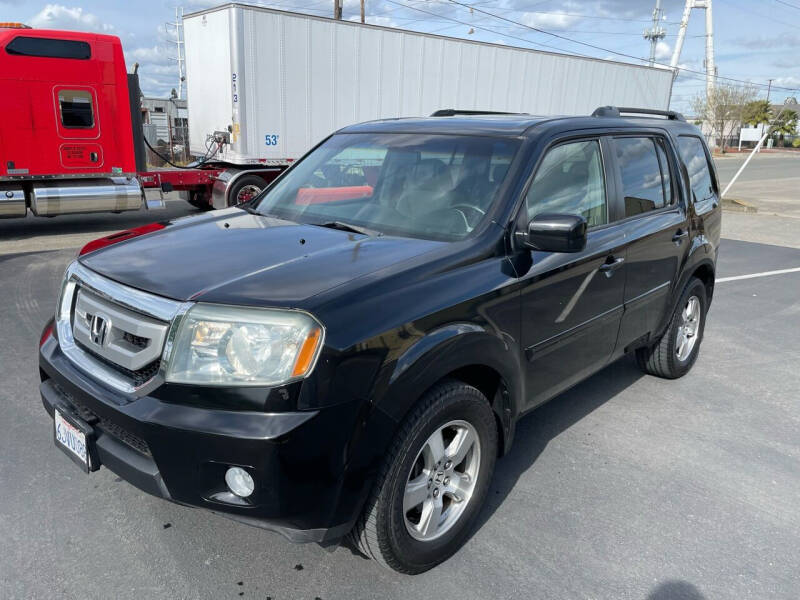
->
[[58, 90, 94, 128], [678, 136, 715, 203], [6, 36, 91, 60], [615, 137, 668, 217], [525, 140, 607, 228]]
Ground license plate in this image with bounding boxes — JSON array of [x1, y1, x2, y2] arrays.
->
[[54, 409, 90, 471]]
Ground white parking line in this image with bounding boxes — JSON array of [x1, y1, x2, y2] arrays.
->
[[716, 267, 800, 283]]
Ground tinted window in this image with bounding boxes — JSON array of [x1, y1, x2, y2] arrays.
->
[[58, 90, 94, 128], [615, 137, 666, 217], [678, 136, 715, 203], [255, 133, 519, 241], [525, 140, 607, 227], [6, 36, 91, 60]]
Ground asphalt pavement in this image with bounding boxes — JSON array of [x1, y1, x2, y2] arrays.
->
[[1, 208, 799, 599], [714, 152, 800, 217]]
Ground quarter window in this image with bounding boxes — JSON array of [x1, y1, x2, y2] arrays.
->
[[58, 90, 94, 129], [678, 136, 715, 203], [615, 137, 668, 217], [525, 140, 607, 228]]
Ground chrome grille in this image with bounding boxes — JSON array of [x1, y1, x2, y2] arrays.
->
[[56, 261, 189, 395], [72, 287, 167, 371]]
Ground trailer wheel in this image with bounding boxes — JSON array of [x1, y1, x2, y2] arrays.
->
[[228, 175, 267, 206]]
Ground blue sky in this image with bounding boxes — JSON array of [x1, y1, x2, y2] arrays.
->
[[3, 0, 799, 113]]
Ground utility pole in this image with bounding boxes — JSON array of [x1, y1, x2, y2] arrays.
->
[[334, 0, 342, 19], [166, 6, 185, 99], [360, 0, 365, 23], [643, 0, 666, 67], [766, 78, 774, 104]]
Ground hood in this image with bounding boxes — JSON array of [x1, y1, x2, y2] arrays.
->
[[80, 209, 443, 307]]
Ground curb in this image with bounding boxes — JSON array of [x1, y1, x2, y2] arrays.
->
[[721, 198, 758, 213]]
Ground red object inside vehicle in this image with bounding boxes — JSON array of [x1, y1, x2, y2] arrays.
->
[[78, 222, 166, 256], [295, 186, 373, 205]]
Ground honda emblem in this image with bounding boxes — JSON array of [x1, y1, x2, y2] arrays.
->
[[89, 314, 109, 346]]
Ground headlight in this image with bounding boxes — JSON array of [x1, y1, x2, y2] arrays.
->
[[164, 304, 324, 386]]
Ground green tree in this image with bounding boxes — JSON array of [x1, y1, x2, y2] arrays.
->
[[770, 110, 798, 147], [742, 100, 771, 125]]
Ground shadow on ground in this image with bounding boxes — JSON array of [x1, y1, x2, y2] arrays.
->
[[471, 354, 645, 537]]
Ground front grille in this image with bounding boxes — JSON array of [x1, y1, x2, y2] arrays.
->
[[54, 383, 152, 457], [70, 285, 169, 388], [76, 340, 161, 387]]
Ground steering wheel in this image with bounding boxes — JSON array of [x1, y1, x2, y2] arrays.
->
[[450, 204, 486, 229]]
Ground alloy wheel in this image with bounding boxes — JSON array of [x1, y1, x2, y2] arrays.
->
[[403, 420, 481, 542], [676, 295, 701, 361]]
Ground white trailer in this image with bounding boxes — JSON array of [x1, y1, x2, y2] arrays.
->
[[183, 3, 674, 168]]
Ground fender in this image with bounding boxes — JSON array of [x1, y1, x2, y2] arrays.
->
[[655, 236, 716, 338], [377, 322, 524, 453], [210, 167, 282, 209]]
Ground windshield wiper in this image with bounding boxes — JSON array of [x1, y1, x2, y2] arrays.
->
[[313, 221, 382, 237]]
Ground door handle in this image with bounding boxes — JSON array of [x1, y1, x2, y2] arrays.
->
[[672, 229, 689, 244], [599, 256, 624, 277]]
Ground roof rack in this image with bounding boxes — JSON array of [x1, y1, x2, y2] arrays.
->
[[591, 106, 686, 122], [430, 109, 528, 117]]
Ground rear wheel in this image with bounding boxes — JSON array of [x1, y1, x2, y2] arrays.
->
[[351, 380, 498, 574], [636, 277, 708, 379], [227, 174, 267, 206]]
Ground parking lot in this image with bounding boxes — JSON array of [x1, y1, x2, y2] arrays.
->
[[1, 191, 799, 599]]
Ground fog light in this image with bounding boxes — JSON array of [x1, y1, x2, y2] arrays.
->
[[225, 466, 255, 498]]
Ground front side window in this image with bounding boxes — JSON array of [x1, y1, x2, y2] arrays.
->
[[525, 140, 607, 228], [678, 136, 715, 203], [58, 90, 94, 128], [255, 133, 519, 241], [615, 137, 668, 217]]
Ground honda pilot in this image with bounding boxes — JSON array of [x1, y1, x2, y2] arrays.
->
[[39, 106, 720, 573]]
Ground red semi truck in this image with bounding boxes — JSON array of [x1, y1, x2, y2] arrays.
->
[[0, 23, 280, 220]]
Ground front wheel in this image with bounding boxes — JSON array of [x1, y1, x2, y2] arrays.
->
[[351, 380, 498, 574], [636, 277, 708, 379]]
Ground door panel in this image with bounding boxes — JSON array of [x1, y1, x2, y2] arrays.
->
[[517, 136, 626, 409], [520, 226, 627, 407], [611, 135, 689, 354]]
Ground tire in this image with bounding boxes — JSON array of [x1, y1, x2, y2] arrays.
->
[[636, 277, 708, 379], [187, 191, 212, 211], [351, 380, 498, 574], [227, 174, 267, 206]]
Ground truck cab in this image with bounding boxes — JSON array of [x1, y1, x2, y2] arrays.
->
[[0, 24, 142, 218]]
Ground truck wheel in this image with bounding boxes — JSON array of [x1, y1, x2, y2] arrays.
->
[[636, 277, 707, 379], [188, 191, 212, 211], [227, 175, 267, 206], [351, 380, 497, 574]]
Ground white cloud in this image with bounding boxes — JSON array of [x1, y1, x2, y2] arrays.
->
[[773, 76, 800, 89], [655, 40, 671, 60], [29, 4, 114, 32], [520, 11, 580, 30]]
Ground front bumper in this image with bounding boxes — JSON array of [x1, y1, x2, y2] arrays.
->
[[39, 333, 360, 545]]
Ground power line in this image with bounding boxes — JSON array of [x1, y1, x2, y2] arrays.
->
[[440, 0, 798, 92], [772, 0, 800, 10]]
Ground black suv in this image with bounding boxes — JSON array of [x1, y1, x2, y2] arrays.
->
[[39, 106, 720, 574]]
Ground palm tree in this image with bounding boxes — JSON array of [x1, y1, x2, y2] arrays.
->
[[770, 110, 798, 147], [742, 100, 771, 126]]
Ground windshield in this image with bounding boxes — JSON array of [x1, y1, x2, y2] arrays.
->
[[254, 133, 520, 241]]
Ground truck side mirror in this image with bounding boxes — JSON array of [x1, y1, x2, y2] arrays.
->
[[521, 213, 587, 253]]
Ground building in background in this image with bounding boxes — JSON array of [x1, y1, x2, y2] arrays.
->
[[141, 96, 189, 165]]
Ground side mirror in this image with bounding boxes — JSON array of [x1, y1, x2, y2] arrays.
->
[[521, 213, 587, 253]]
